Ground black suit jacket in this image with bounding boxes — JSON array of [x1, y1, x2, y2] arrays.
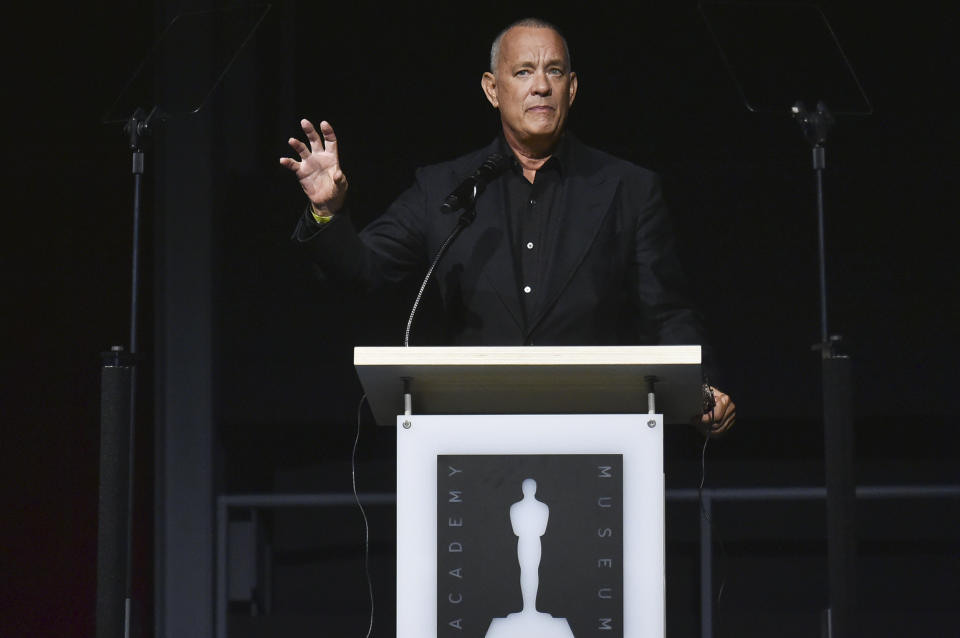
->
[[293, 135, 715, 376]]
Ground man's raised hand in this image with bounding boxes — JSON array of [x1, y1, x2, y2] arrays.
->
[[280, 119, 348, 216]]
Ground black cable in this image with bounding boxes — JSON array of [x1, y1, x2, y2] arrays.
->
[[697, 403, 728, 607], [351, 394, 374, 638]]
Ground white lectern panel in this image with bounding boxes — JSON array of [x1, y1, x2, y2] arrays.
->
[[396, 413, 664, 638]]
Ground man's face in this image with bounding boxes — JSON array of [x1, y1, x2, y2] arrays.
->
[[482, 26, 578, 152]]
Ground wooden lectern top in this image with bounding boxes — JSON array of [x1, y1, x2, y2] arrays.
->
[[354, 346, 703, 426]]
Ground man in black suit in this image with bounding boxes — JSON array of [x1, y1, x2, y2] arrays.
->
[[281, 18, 735, 433]]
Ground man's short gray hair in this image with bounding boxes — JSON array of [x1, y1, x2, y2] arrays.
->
[[489, 18, 571, 73]]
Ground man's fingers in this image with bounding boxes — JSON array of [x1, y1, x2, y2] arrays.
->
[[301, 118, 325, 152], [699, 389, 735, 435], [714, 401, 734, 424], [288, 136, 311, 160], [713, 394, 731, 422], [294, 119, 339, 162], [318, 120, 339, 159], [278, 156, 299, 172], [724, 408, 736, 427], [713, 402, 735, 434], [714, 409, 736, 435]]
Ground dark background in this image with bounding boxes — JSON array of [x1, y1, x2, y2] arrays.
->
[[3, 1, 958, 637]]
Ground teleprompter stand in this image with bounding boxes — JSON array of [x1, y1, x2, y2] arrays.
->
[[356, 345, 704, 638], [97, 7, 268, 638], [700, 3, 872, 636], [793, 99, 859, 638]]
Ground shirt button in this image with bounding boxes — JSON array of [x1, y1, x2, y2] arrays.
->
[[523, 285, 532, 294], [529, 198, 536, 206], [526, 242, 534, 250]]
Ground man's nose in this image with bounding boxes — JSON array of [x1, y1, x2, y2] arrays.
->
[[531, 70, 551, 95]]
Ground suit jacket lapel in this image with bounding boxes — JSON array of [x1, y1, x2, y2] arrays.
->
[[526, 140, 617, 336], [473, 174, 525, 331]]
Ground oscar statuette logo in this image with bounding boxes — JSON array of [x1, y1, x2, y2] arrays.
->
[[484, 478, 575, 638], [438, 454, 623, 638]]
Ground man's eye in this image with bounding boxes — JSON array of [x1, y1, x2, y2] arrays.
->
[[516, 69, 531, 76], [548, 68, 564, 76]]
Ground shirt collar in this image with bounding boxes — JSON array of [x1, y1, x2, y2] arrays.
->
[[498, 133, 570, 178]]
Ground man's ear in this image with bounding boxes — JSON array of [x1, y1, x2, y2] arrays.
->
[[481, 72, 499, 108], [568, 71, 579, 107]]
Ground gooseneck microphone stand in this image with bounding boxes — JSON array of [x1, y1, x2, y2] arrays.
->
[[404, 192, 479, 347], [97, 105, 161, 638], [405, 152, 510, 346], [793, 100, 857, 638]]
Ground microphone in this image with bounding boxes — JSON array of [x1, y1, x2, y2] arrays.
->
[[441, 152, 513, 214], [406, 152, 512, 346]]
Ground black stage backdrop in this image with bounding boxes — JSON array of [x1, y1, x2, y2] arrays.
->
[[2, 1, 958, 637]]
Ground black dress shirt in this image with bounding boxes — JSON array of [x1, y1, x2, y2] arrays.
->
[[500, 136, 569, 329]]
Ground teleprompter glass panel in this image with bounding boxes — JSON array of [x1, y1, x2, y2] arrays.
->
[[700, 1, 871, 114]]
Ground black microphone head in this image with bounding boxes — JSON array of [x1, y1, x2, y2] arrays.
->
[[481, 152, 512, 175], [481, 152, 503, 170], [441, 152, 513, 213]]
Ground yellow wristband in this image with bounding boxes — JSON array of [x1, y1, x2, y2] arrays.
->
[[310, 202, 334, 224]]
